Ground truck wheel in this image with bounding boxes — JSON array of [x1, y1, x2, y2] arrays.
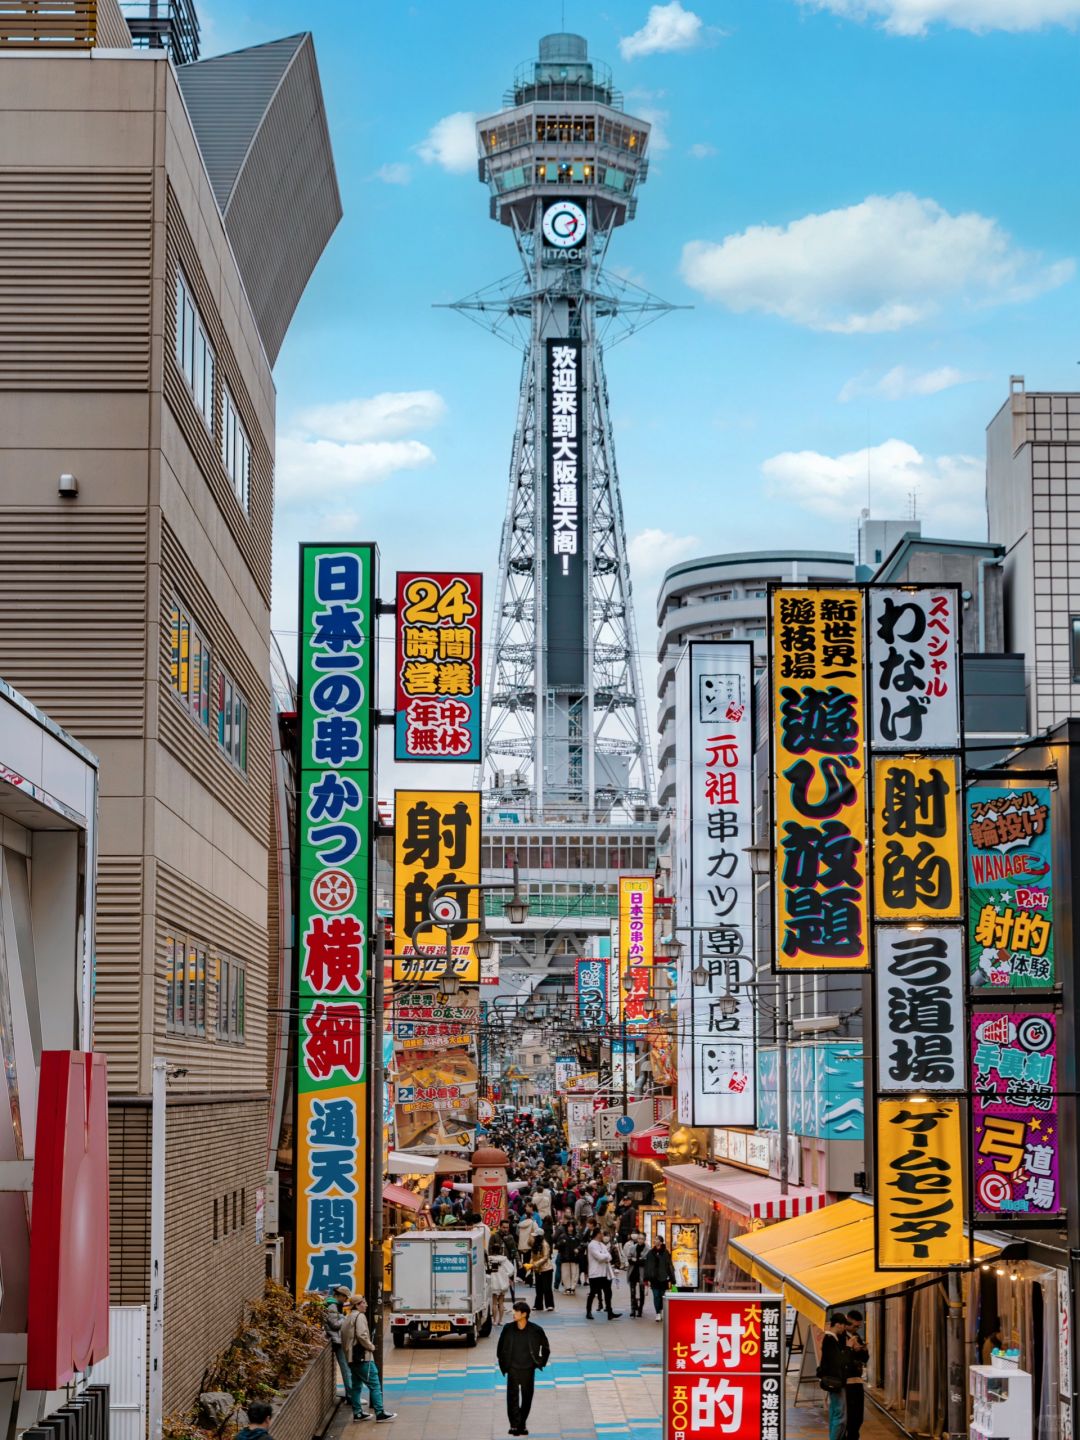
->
[[479, 1311, 493, 1338], [463, 1326, 477, 1348], [391, 1331, 406, 1349]]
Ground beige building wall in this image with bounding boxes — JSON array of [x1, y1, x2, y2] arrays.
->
[[0, 48, 275, 1414]]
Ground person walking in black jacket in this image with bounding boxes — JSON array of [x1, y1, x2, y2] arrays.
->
[[642, 1236, 676, 1322], [496, 1301, 551, 1437]]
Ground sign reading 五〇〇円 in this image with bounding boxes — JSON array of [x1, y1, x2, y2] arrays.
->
[[876, 1098, 966, 1270], [296, 544, 376, 1298], [770, 590, 869, 970], [394, 572, 482, 763], [972, 1011, 1061, 1219], [967, 786, 1054, 990], [393, 790, 480, 984], [664, 1294, 783, 1440]]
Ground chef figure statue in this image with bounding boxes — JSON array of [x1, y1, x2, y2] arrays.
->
[[471, 1145, 509, 1232]]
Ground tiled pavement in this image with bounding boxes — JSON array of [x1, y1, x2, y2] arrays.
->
[[326, 1292, 907, 1440]]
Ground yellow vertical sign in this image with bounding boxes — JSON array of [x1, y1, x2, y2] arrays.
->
[[872, 754, 962, 921], [393, 790, 481, 983], [619, 875, 654, 1024], [771, 589, 869, 970], [876, 1098, 967, 1269]]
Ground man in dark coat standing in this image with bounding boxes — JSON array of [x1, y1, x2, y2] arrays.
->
[[496, 1300, 551, 1436]]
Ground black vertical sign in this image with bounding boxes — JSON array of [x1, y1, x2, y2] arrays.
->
[[545, 338, 585, 688]]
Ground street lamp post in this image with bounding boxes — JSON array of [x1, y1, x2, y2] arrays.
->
[[408, 859, 528, 988]]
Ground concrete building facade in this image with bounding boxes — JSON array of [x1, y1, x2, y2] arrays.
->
[[0, 6, 338, 1416]]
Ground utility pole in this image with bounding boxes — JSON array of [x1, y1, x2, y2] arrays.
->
[[620, 1014, 629, 1181], [149, 1057, 166, 1440], [368, 922, 386, 1375]]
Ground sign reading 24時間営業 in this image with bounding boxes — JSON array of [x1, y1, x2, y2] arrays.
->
[[968, 785, 1054, 990], [394, 572, 482, 763]]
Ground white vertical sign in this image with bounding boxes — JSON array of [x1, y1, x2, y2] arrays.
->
[[875, 925, 965, 1093], [868, 587, 961, 750], [675, 641, 756, 1127]]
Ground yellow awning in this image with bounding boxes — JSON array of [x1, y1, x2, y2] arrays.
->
[[729, 1197, 1002, 1331]]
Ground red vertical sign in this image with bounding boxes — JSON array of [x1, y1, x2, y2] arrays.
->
[[664, 1293, 784, 1440]]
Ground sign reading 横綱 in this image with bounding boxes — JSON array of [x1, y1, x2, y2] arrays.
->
[[393, 790, 480, 984], [675, 641, 756, 1128], [664, 1293, 783, 1440], [394, 571, 482, 763], [876, 1098, 966, 1269], [875, 926, 965, 1093], [868, 588, 961, 750], [972, 1011, 1061, 1219], [770, 589, 869, 971], [967, 785, 1054, 989], [619, 875, 654, 1027], [296, 543, 376, 1298], [871, 754, 963, 921], [545, 338, 584, 687], [576, 956, 608, 1027]]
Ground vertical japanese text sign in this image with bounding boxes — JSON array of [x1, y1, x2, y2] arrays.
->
[[675, 641, 755, 1128], [394, 571, 482, 763], [769, 590, 869, 971], [875, 1099, 967, 1269], [545, 338, 585, 687], [296, 543, 376, 1298], [576, 957, 609, 1028], [972, 1011, 1061, 1219], [967, 785, 1054, 990], [664, 1293, 784, 1440], [393, 790, 481, 984], [619, 875, 654, 1027]]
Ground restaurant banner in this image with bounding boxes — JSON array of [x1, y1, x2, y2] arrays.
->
[[555, 1056, 580, 1092], [392, 988, 476, 1050], [876, 1097, 967, 1269], [576, 957, 609, 1027], [868, 587, 961, 750], [871, 754, 962, 921], [670, 1219, 702, 1289], [393, 789, 480, 983], [620, 875, 655, 1026], [769, 589, 868, 971], [394, 571, 482, 762], [675, 641, 756, 1129], [567, 1098, 594, 1148], [664, 1293, 783, 1440], [875, 926, 965, 1094], [393, 1043, 478, 1153], [296, 543, 376, 1297], [968, 785, 1054, 989], [972, 1010, 1061, 1219], [642, 1206, 667, 1248]]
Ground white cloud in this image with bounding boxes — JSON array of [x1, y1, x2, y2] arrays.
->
[[762, 438, 986, 535], [628, 528, 701, 582], [838, 364, 978, 402], [620, 1, 706, 58], [688, 141, 717, 158], [297, 391, 447, 443], [373, 162, 411, 186], [416, 112, 477, 174], [799, 0, 1080, 34], [680, 192, 1073, 332], [276, 437, 435, 503]]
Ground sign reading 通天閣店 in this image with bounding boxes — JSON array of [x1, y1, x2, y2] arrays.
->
[[972, 1011, 1061, 1219], [967, 785, 1054, 990], [296, 543, 376, 1298], [619, 875, 654, 1027], [663, 1293, 783, 1440], [868, 588, 961, 751], [393, 790, 480, 984], [876, 1098, 966, 1270], [394, 571, 482, 763], [770, 589, 869, 971], [875, 926, 965, 1094], [871, 755, 962, 921]]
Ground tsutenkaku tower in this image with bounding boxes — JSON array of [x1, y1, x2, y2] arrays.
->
[[461, 32, 669, 821]]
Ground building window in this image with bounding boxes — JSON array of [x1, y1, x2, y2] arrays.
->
[[221, 383, 251, 511], [217, 955, 246, 1042], [167, 934, 206, 1036], [174, 268, 215, 429], [170, 600, 212, 729], [217, 670, 249, 772], [1072, 617, 1080, 681]]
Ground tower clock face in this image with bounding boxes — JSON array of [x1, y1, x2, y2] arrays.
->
[[542, 199, 588, 248]]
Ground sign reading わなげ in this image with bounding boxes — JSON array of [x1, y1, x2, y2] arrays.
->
[[394, 571, 481, 762], [664, 1293, 783, 1440]]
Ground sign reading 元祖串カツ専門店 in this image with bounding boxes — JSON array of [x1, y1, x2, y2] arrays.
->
[[295, 544, 376, 1299]]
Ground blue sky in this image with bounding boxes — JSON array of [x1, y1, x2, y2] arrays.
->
[[202, 0, 1080, 689]]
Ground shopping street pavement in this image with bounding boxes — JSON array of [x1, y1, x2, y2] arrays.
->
[[325, 1290, 908, 1440]]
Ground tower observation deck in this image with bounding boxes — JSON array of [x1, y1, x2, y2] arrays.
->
[[455, 33, 670, 970]]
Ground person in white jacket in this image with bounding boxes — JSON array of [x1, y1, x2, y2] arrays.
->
[[488, 1251, 516, 1326], [585, 1230, 621, 1320]]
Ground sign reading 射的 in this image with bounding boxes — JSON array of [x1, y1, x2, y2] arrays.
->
[[972, 1011, 1060, 1219], [967, 785, 1054, 989], [871, 754, 962, 921], [619, 876, 654, 1026], [394, 571, 482, 762], [868, 588, 961, 750], [393, 790, 480, 984], [577, 957, 609, 1027], [545, 338, 585, 688], [875, 926, 965, 1093], [675, 641, 756, 1128], [296, 543, 376, 1298], [664, 1293, 783, 1440], [670, 1219, 702, 1289], [770, 590, 868, 971], [876, 1098, 966, 1269]]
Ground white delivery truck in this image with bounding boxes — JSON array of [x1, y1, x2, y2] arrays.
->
[[388, 1226, 492, 1348]]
